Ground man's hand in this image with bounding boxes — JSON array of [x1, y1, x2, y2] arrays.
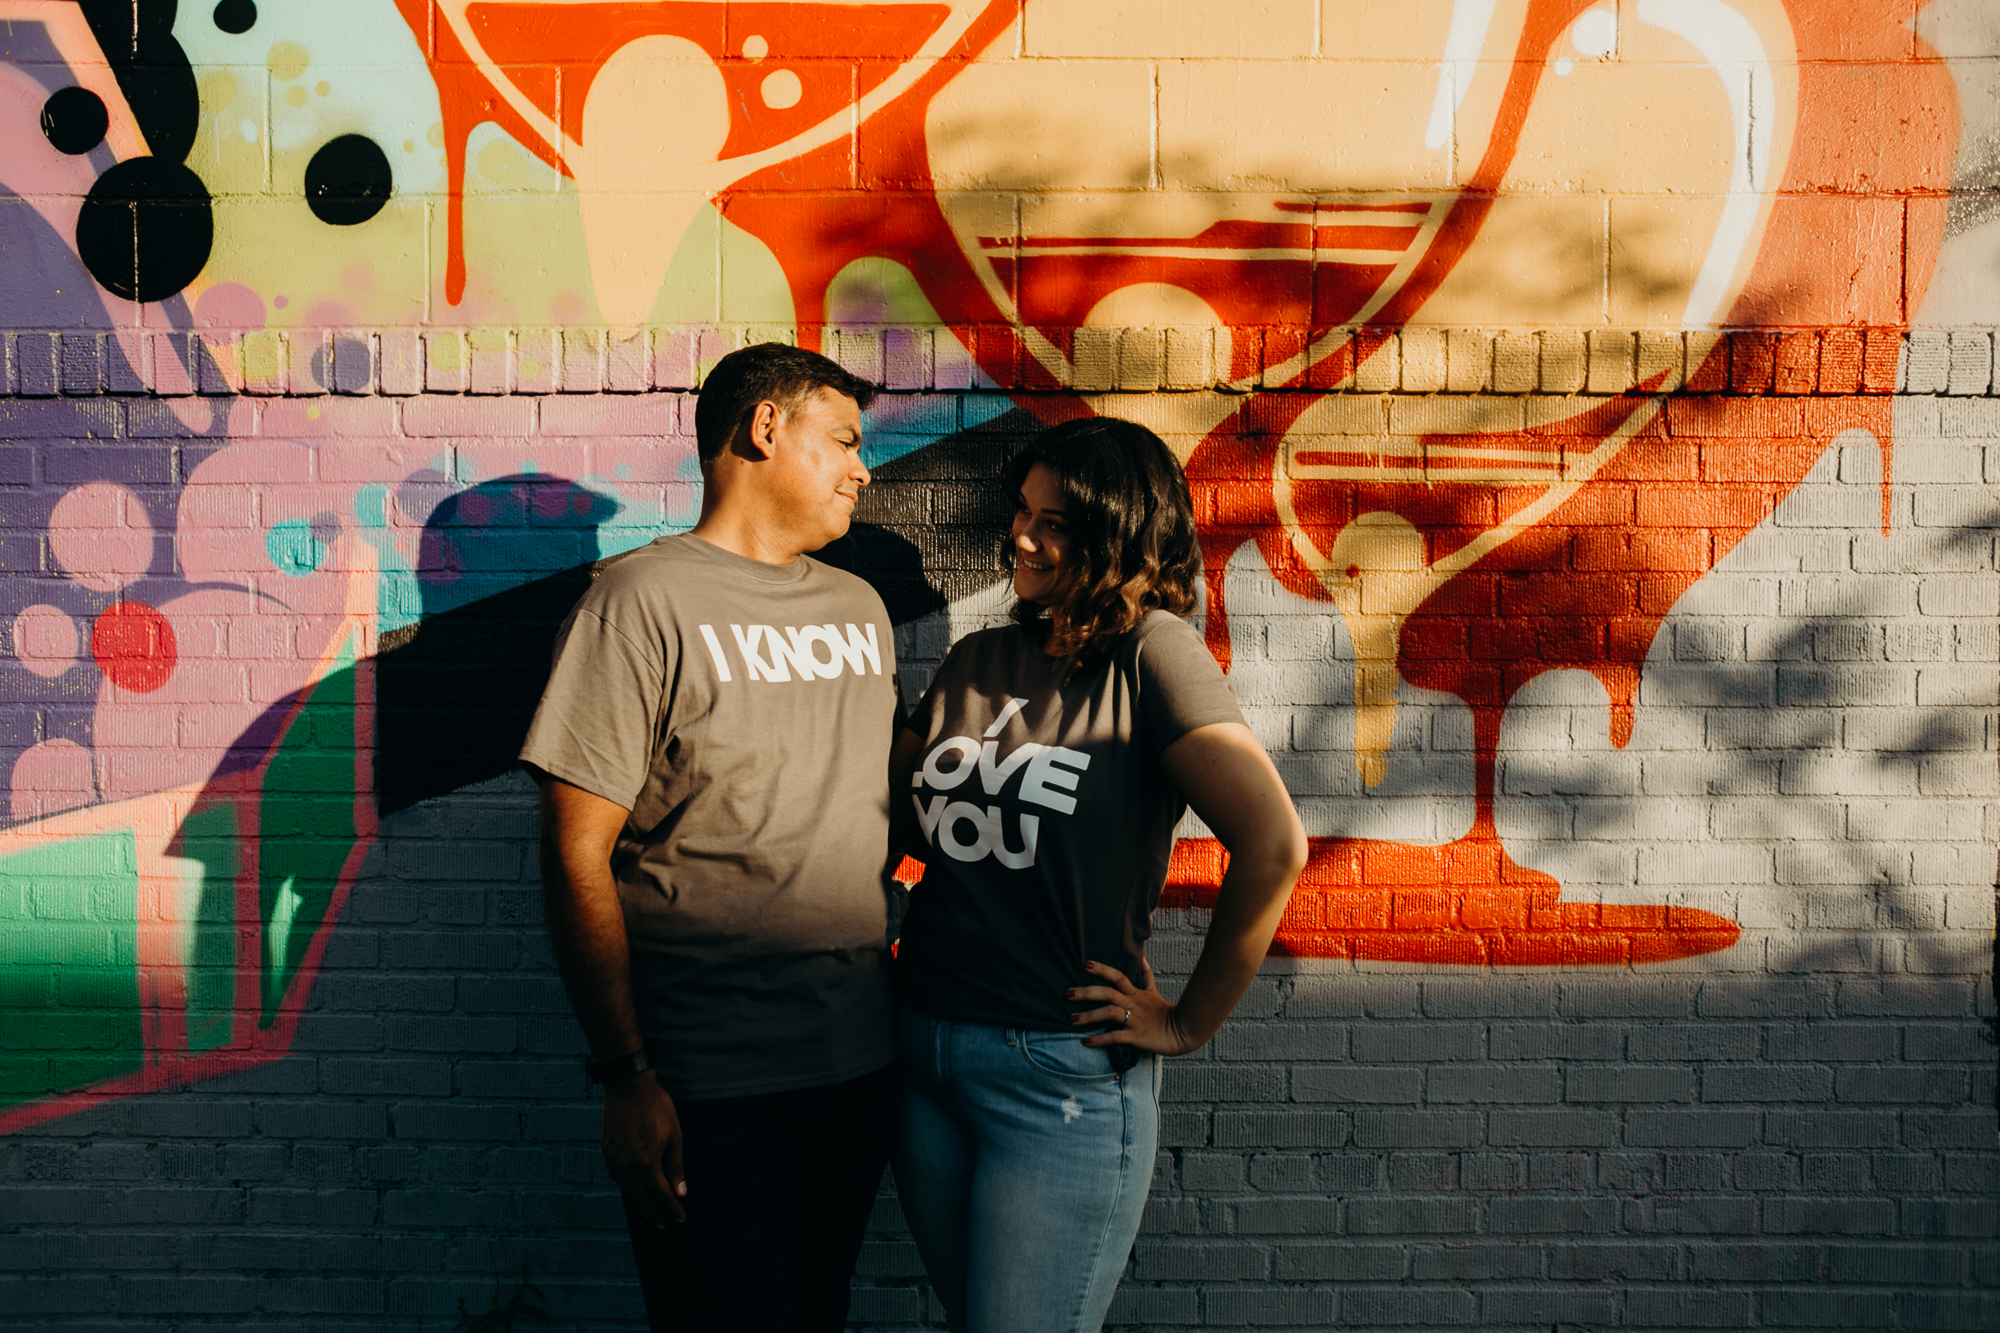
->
[[534, 777, 690, 1218], [602, 1071, 687, 1226]]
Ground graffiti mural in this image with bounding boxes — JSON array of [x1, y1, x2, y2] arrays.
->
[[0, 0, 1978, 1132]]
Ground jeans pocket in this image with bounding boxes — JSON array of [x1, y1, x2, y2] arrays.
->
[[1017, 1029, 1122, 1082]]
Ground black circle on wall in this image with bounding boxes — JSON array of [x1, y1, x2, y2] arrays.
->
[[41, 87, 108, 156], [213, 0, 258, 35], [76, 157, 214, 303], [304, 134, 393, 226]]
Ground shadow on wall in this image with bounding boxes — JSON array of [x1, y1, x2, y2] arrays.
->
[[374, 474, 620, 816], [373, 474, 947, 814]]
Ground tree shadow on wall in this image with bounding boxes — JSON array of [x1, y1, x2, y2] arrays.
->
[[1500, 503, 2000, 992]]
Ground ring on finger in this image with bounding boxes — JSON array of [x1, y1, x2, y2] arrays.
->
[[1123, 1008, 1131, 1025]]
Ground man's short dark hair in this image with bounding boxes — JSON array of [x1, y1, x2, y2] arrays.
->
[[693, 343, 878, 462]]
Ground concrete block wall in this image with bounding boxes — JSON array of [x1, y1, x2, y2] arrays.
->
[[2, 0, 1998, 1328]]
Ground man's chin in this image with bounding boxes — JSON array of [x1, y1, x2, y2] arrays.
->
[[802, 514, 852, 553]]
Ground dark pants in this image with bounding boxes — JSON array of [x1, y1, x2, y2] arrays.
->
[[623, 1063, 899, 1333]]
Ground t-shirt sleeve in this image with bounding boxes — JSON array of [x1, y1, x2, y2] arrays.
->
[[517, 600, 666, 811], [1134, 614, 1245, 753]]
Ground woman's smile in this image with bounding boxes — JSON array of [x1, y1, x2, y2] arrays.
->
[[1012, 462, 1071, 604]]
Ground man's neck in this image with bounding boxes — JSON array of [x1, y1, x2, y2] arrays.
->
[[688, 501, 809, 567]]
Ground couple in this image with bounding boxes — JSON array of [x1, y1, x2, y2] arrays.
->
[[520, 343, 1307, 1332]]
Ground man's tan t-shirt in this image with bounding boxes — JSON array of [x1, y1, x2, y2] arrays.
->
[[519, 533, 900, 1099]]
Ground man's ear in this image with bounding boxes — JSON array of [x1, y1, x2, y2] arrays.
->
[[741, 399, 782, 460]]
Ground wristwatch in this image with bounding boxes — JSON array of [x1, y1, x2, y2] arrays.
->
[[585, 1049, 653, 1085]]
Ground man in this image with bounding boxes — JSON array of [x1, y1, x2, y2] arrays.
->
[[519, 343, 900, 1331]]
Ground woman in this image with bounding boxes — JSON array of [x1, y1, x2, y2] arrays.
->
[[889, 416, 1308, 1333]]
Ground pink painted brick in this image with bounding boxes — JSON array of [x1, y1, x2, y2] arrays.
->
[[515, 328, 556, 394], [260, 397, 399, 438], [689, 328, 740, 387], [509, 440, 593, 480], [150, 332, 198, 396], [401, 396, 536, 438], [560, 328, 604, 392], [177, 483, 262, 531], [285, 330, 328, 395], [607, 330, 650, 392], [379, 330, 424, 396], [425, 331, 469, 393], [316, 440, 454, 488], [538, 394, 680, 437], [586, 434, 698, 483], [469, 333, 510, 394]]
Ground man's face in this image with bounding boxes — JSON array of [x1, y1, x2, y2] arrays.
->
[[768, 387, 868, 550]]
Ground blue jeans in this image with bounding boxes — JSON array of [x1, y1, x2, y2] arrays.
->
[[893, 1005, 1161, 1333]]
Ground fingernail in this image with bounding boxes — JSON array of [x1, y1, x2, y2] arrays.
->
[[1065, 989, 1078, 998]]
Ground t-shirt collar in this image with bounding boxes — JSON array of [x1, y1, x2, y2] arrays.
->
[[674, 532, 812, 584]]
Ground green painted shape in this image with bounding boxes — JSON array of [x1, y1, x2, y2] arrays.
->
[[259, 638, 360, 1027], [0, 831, 143, 1108], [178, 804, 239, 1054]]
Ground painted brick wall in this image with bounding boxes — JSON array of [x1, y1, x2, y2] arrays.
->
[[3, 0, 1999, 1329], [1, 342, 1994, 1329]]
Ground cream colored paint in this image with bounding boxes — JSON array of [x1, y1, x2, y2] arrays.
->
[[575, 40, 727, 331]]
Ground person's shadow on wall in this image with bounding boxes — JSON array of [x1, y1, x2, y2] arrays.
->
[[375, 474, 621, 815], [147, 470, 948, 1076], [374, 474, 946, 814]]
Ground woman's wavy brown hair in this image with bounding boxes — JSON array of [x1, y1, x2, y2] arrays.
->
[[1005, 416, 1201, 669]]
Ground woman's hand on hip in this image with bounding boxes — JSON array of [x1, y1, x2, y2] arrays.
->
[[1067, 957, 1195, 1056]]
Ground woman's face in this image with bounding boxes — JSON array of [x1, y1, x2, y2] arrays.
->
[[1011, 462, 1071, 606]]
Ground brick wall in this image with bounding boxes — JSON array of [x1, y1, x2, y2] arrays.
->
[[1, 334, 1994, 1327], [4, 0, 2000, 1327]]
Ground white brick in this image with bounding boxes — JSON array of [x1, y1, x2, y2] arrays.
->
[[1902, 329, 1948, 393], [1915, 666, 1999, 706], [1916, 577, 1994, 618], [1945, 330, 1992, 396], [1636, 843, 1771, 886], [1491, 331, 1536, 393], [1892, 442, 1983, 482], [1399, 327, 1446, 392], [1848, 798, 1982, 843]]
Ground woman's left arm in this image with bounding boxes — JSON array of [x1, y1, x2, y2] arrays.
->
[[1071, 721, 1307, 1055]]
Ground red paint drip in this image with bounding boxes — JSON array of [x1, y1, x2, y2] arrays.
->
[[393, 0, 957, 306], [91, 601, 176, 694]]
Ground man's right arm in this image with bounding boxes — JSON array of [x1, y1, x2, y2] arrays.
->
[[536, 775, 687, 1225]]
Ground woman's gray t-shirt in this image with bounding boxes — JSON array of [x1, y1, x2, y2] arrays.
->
[[895, 610, 1244, 1030], [519, 533, 901, 1099]]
